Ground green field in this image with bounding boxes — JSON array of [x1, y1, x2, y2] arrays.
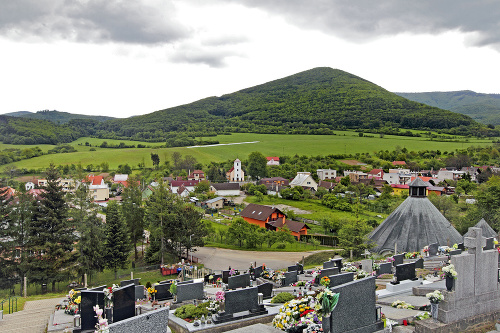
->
[[1, 131, 496, 172]]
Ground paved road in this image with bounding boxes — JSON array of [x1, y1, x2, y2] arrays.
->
[[193, 247, 322, 271], [0, 297, 63, 333]]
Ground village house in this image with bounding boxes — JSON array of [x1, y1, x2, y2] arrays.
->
[[37, 178, 76, 192], [258, 177, 289, 186], [318, 180, 336, 191], [113, 174, 128, 186], [240, 203, 309, 239], [170, 180, 199, 194], [204, 197, 225, 209], [343, 170, 368, 182], [84, 175, 109, 201], [367, 168, 384, 179], [226, 159, 245, 182], [266, 156, 280, 166], [317, 169, 337, 181], [290, 172, 318, 191], [210, 183, 240, 196], [188, 170, 205, 181]]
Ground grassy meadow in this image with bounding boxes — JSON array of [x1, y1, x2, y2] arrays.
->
[[1, 131, 496, 172]]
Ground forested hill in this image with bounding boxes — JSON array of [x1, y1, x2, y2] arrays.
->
[[395, 91, 500, 126], [0, 68, 497, 145], [4, 110, 114, 123], [95, 67, 482, 141]]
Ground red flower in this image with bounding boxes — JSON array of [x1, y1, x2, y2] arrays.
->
[[300, 309, 314, 317]]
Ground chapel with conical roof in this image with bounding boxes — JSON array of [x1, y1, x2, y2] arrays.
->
[[368, 178, 462, 254]]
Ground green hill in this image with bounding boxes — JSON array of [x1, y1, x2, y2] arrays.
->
[[4, 110, 114, 124], [95, 68, 481, 141], [395, 91, 500, 126], [0, 68, 497, 145]]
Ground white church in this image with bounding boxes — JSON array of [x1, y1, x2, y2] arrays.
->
[[226, 159, 245, 182]]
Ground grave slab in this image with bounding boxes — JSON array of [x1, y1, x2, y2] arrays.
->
[[176, 281, 204, 303], [377, 262, 393, 275], [113, 284, 135, 323], [228, 274, 251, 290], [329, 272, 354, 288], [360, 259, 373, 273]]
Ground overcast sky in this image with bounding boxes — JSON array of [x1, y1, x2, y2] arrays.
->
[[1, 0, 499, 118]]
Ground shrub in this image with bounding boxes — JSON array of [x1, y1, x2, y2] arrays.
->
[[271, 292, 295, 304], [275, 242, 286, 249], [174, 303, 209, 319], [145, 281, 152, 289]]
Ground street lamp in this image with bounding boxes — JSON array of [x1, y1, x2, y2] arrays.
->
[[189, 234, 195, 263]]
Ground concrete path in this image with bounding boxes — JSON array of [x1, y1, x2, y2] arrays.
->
[[0, 297, 63, 333], [194, 247, 320, 271]]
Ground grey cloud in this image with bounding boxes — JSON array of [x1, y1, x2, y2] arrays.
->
[[0, 0, 187, 44], [225, 0, 500, 48], [169, 43, 242, 67]]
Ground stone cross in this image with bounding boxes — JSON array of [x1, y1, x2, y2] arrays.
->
[[361, 250, 371, 258], [464, 227, 486, 255]]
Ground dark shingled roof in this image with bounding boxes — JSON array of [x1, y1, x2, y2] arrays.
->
[[463, 219, 497, 239], [408, 177, 428, 187], [240, 203, 285, 221], [267, 219, 310, 233], [211, 183, 240, 190], [368, 196, 462, 253]]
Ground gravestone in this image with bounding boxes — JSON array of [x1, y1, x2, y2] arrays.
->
[[428, 243, 439, 256], [257, 282, 273, 299], [360, 259, 373, 273], [80, 290, 105, 331], [484, 237, 495, 250], [457, 242, 465, 251], [329, 272, 354, 288], [113, 284, 135, 323], [315, 267, 339, 285], [119, 278, 140, 287], [377, 262, 393, 275], [177, 280, 193, 285], [222, 270, 230, 284], [155, 283, 172, 301], [323, 258, 342, 270], [135, 285, 145, 300], [213, 286, 267, 323], [254, 266, 263, 278], [176, 281, 204, 303], [414, 258, 424, 269], [392, 254, 404, 266], [393, 262, 416, 283], [287, 265, 298, 272], [449, 249, 462, 256], [89, 285, 107, 291], [326, 277, 383, 332], [282, 271, 298, 286], [228, 273, 250, 290], [435, 227, 500, 324]]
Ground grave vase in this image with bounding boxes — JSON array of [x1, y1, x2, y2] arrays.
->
[[445, 276, 454, 291], [430, 303, 438, 320], [105, 307, 113, 324], [321, 314, 331, 333], [219, 301, 225, 313]]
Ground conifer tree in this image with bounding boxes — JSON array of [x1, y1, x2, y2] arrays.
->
[[26, 164, 77, 292], [104, 201, 129, 279], [121, 175, 144, 260], [0, 185, 14, 290]]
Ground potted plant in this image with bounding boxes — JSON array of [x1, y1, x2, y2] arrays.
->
[[318, 289, 340, 332], [441, 264, 457, 291], [170, 281, 177, 302], [426, 290, 444, 320]]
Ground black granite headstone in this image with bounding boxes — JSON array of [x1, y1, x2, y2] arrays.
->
[[254, 266, 263, 278], [323, 259, 342, 270], [176, 281, 204, 303], [327, 277, 383, 332], [449, 249, 462, 256], [222, 270, 230, 284], [377, 262, 392, 275], [113, 284, 135, 323], [457, 242, 465, 251], [395, 262, 416, 282], [414, 258, 424, 269], [428, 243, 439, 256], [282, 271, 298, 286], [155, 283, 172, 301], [257, 282, 273, 299], [119, 278, 140, 287], [89, 285, 107, 291], [484, 237, 495, 250], [135, 285, 145, 300], [329, 272, 354, 288], [288, 265, 298, 272], [213, 286, 267, 323], [80, 290, 105, 331], [392, 254, 404, 267], [228, 274, 250, 290]]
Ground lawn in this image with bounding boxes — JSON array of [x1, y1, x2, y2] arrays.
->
[[1, 131, 496, 173]]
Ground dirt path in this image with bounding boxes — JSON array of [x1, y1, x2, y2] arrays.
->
[[194, 247, 324, 271]]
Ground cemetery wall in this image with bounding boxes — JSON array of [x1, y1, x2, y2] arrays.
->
[[415, 309, 500, 333], [108, 307, 169, 333]]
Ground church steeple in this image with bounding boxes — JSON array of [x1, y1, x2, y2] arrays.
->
[[408, 177, 427, 198]]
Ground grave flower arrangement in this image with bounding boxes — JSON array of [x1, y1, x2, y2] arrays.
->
[[215, 290, 225, 303], [354, 270, 369, 280], [341, 265, 358, 273], [93, 304, 109, 333], [216, 277, 222, 286], [320, 276, 330, 288], [316, 289, 339, 316], [405, 252, 419, 259], [441, 264, 457, 279], [426, 290, 444, 304], [391, 300, 415, 309], [415, 311, 431, 320], [272, 295, 321, 331], [229, 268, 236, 276], [372, 263, 381, 271], [103, 284, 118, 308], [293, 280, 307, 287], [169, 281, 177, 296], [423, 246, 429, 253], [387, 256, 396, 263], [147, 286, 157, 301]]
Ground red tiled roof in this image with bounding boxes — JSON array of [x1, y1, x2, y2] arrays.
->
[[368, 169, 383, 175], [391, 184, 409, 189], [241, 203, 284, 221], [392, 161, 406, 166], [170, 180, 199, 187], [266, 157, 279, 161]]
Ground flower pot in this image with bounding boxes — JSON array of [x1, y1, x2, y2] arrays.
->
[[105, 307, 113, 324], [219, 301, 225, 313], [430, 303, 439, 320], [322, 314, 331, 333], [445, 276, 454, 292]]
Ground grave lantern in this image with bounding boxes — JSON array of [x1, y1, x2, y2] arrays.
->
[[376, 305, 382, 322], [258, 293, 263, 304], [73, 314, 81, 327]]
